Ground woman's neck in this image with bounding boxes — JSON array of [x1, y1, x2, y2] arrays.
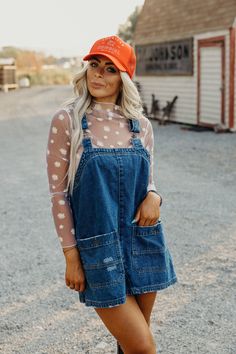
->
[[91, 99, 121, 112]]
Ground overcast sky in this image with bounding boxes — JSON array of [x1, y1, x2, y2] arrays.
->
[[0, 0, 144, 57]]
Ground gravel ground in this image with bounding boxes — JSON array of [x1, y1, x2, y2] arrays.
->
[[0, 85, 236, 354]]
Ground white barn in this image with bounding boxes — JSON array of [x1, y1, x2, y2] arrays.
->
[[133, 0, 236, 131]]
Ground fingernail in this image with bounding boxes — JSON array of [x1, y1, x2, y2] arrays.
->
[[131, 219, 136, 223]]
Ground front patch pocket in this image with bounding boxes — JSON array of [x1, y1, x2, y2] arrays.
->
[[131, 220, 168, 273], [77, 230, 125, 289]]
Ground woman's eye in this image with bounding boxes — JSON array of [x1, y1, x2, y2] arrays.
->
[[88, 62, 117, 73], [107, 66, 117, 73], [89, 61, 97, 67]]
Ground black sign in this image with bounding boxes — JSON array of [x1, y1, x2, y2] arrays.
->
[[135, 38, 193, 76]]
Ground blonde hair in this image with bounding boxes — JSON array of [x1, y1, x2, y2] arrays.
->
[[61, 63, 145, 195]]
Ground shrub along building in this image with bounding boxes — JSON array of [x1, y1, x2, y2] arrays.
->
[[133, 0, 236, 131]]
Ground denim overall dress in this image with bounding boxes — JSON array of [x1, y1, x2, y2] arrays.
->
[[69, 113, 177, 308]]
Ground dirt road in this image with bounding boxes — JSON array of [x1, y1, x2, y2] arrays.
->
[[0, 85, 235, 353]]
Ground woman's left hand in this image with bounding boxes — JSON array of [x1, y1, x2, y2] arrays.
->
[[133, 192, 161, 226]]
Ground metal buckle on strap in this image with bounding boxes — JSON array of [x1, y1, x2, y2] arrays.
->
[[82, 128, 90, 138]]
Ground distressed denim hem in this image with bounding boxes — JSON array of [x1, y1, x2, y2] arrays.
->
[[80, 295, 127, 308], [126, 276, 178, 295]]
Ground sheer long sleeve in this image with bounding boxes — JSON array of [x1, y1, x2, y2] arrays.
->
[[46, 109, 77, 249], [143, 119, 158, 193]]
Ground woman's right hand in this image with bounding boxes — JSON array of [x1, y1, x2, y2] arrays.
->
[[63, 247, 86, 292]]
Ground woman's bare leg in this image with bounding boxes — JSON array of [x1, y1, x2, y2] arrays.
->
[[94, 294, 157, 354], [135, 292, 157, 326]]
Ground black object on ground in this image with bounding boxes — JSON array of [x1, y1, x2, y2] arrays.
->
[[117, 341, 124, 354]]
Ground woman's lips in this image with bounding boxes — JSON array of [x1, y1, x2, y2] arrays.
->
[[90, 82, 105, 89]]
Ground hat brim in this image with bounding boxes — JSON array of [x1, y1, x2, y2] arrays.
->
[[83, 52, 127, 73]]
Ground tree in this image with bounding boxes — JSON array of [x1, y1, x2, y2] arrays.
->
[[16, 50, 44, 72], [117, 5, 142, 46], [0, 46, 19, 59]]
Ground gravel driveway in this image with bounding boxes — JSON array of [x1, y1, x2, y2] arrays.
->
[[0, 85, 235, 354]]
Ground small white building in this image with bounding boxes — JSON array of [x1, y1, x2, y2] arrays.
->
[[134, 0, 236, 131]]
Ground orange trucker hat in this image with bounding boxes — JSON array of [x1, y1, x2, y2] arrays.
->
[[83, 35, 136, 79]]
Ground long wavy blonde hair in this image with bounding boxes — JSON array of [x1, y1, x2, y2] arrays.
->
[[61, 62, 145, 195]]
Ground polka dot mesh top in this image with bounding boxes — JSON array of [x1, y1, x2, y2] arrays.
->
[[46, 100, 157, 249]]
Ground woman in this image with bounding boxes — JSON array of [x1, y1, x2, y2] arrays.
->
[[46, 35, 177, 354]]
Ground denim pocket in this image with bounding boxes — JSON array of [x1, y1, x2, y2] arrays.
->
[[131, 220, 168, 273], [77, 230, 125, 289], [133, 219, 160, 228]]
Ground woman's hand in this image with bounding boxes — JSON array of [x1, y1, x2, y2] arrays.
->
[[63, 247, 86, 292], [133, 191, 161, 226]]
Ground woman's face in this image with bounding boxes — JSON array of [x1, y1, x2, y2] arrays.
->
[[86, 55, 122, 103]]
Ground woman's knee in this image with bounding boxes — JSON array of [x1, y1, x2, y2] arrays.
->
[[125, 338, 157, 354], [94, 295, 156, 353], [122, 329, 156, 354]]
